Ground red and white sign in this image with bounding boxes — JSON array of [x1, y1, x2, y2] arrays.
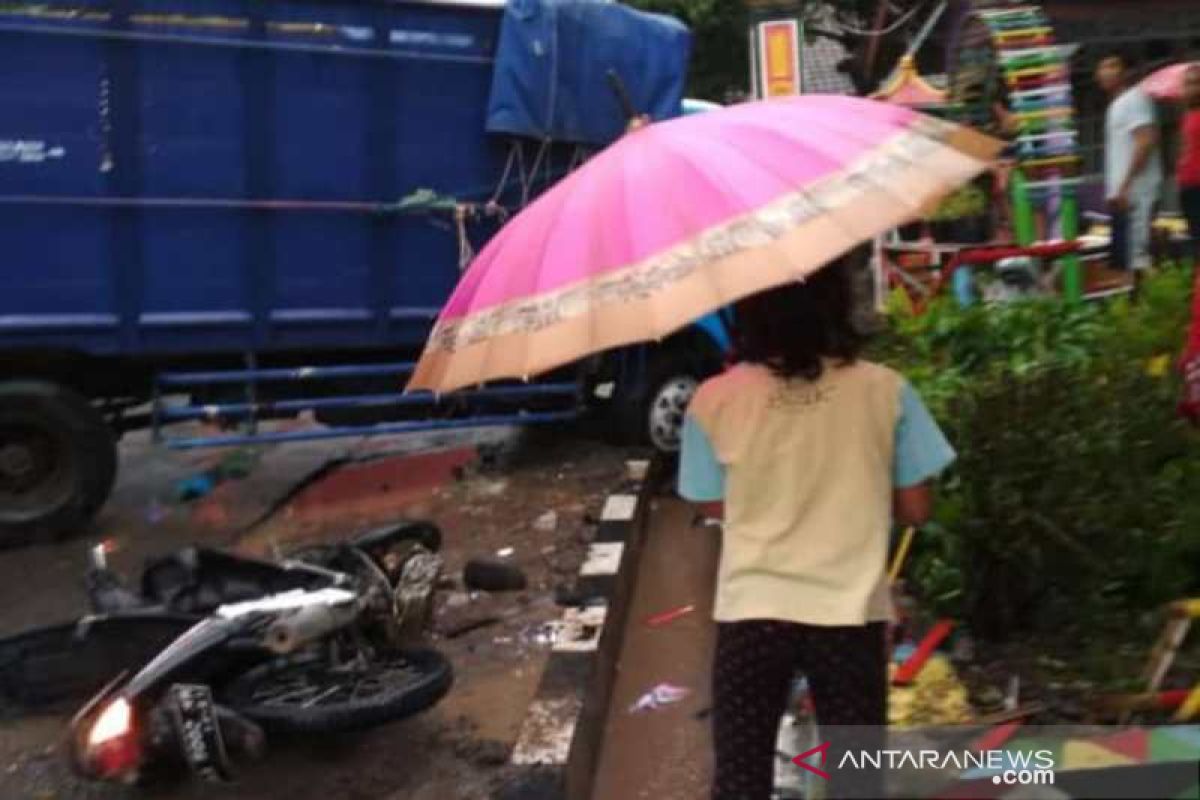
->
[[757, 19, 802, 98]]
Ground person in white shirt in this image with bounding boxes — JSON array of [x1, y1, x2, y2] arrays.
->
[[1096, 52, 1163, 272]]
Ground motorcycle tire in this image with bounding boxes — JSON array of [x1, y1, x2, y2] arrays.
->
[[0, 614, 196, 710], [219, 648, 452, 735], [287, 520, 442, 577]]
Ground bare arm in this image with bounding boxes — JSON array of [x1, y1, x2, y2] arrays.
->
[[1119, 125, 1160, 198], [894, 482, 933, 527]]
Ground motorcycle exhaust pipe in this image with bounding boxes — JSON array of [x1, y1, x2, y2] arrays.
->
[[263, 602, 359, 654]]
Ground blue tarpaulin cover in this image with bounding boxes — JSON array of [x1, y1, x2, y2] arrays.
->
[[486, 0, 691, 146]]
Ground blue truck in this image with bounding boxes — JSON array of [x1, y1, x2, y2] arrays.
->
[[0, 0, 730, 545]]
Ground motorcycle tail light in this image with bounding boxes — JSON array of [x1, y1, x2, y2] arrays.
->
[[86, 698, 140, 778], [89, 697, 131, 746]]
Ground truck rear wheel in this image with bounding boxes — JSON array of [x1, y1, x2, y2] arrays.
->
[[613, 344, 717, 453], [0, 381, 117, 547]]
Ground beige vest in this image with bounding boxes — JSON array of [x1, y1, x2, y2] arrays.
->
[[689, 360, 902, 626]]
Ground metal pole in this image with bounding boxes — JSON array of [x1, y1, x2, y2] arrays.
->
[[1061, 190, 1082, 302]]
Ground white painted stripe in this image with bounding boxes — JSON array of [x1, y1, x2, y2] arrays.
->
[[601, 493, 637, 522], [580, 541, 624, 576], [550, 604, 608, 652], [625, 459, 650, 481], [510, 697, 582, 765]]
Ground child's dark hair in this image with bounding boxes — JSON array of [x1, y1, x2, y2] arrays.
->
[[732, 249, 865, 382]]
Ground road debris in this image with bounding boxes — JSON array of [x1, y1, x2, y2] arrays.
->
[[893, 619, 956, 686], [463, 557, 528, 592], [626, 459, 650, 481], [628, 683, 691, 714], [645, 604, 696, 628], [444, 616, 502, 640], [216, 448, 258, 480], [529, 605, 606, 651], [533, 511, 558, 532], [973, 703, 1047, 726], [469, 479, 509, 499], [175, 473, 215, 502], [144, 498, 170, 524], [175, 450, 260, 503], [1004, 674, 1021, 711], [951, 631, 976, 662], [496, 546, 515, 558]]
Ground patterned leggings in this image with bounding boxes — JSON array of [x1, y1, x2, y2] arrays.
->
[[711, 620, 888, 800]]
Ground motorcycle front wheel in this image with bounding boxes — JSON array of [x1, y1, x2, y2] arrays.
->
[[218, 648, 452, 735]]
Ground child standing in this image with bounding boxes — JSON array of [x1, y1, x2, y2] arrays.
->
[[679, 254, 956, 800]]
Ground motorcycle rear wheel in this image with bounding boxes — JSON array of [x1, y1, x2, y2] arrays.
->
[[219, 648, 451, 735]]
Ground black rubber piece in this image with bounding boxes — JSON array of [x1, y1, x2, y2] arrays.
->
[[463, 558, 528, 592], [221, 649, 453, 735], [0, 381, 117, 547], [0, 614, 196, 710]]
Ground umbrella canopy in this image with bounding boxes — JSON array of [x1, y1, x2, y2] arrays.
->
[[1141, 62, 1200, 101], [409, 95, 1002, 393]]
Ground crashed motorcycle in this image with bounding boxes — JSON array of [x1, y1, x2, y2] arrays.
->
[[0, 521, 451, 785]]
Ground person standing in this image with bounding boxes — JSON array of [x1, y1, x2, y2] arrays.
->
[[678, 253, 955, 800], [1096, 53, 1164, 272], [1178, 64, 1200, 260]]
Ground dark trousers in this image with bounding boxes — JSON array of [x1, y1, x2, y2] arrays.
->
[[711, 620, 888, 800], [1110, 205, 1131, 271], [1182, 186, 1200, 262]]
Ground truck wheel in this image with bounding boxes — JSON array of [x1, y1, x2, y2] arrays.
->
[[614, 348, 709, 453], [0, 382, 117, 547]]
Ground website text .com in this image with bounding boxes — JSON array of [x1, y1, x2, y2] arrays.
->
[[995, 769, 1056, 787]]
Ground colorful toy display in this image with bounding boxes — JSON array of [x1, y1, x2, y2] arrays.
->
[[952, 1, 1084, 299]]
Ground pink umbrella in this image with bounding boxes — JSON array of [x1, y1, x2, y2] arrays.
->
[[409, 95, 1002, 393], [1141, 62, 1200, 101]]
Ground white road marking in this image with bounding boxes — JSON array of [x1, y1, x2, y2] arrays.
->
[[550, 605, 608, 652], [511, 697, 581, 765], [601, 494, 637, 522], [580, 541, 624, 576]]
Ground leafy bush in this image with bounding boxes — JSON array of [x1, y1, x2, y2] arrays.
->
[[927, 183, 989, 222], [872, 268, 1200, 639]]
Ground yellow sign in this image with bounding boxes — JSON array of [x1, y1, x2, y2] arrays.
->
[[757, 20, 801, 98]]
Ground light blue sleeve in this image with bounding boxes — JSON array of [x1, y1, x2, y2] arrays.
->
[[894, 382, 956, 488], [678, 415, 726, 502]]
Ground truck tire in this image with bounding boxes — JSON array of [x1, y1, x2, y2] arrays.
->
[[0, 381, 118, 547], [614, 346, 714, 453]]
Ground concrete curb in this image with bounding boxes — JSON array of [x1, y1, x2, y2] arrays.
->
[[497, 457, 661, 800]]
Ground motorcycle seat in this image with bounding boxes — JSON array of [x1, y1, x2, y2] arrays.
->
[[140, 548, 329, 616]]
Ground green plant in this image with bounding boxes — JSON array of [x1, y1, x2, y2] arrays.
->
[[872, 267, 1200, 639], [927, 183, 988, 222]]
